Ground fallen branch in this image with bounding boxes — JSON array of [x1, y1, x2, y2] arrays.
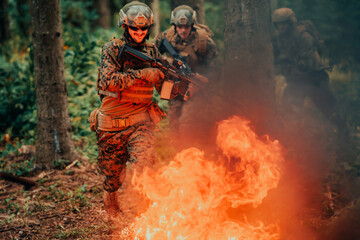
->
[[0, 172, 37, 190]]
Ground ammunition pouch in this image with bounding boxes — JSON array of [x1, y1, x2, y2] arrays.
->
[[89, 108, 100, 132], [160, 80, 175, 100], [148, 104, 166, 124]]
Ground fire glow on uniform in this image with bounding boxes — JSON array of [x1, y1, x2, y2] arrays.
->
[[129, 116, 284, 240]]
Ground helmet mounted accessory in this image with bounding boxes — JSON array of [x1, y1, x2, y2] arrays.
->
[[118, 1, 154, 43]]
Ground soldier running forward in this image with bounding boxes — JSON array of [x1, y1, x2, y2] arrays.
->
[[153, 5, 220, 145], [272, 8, 349, 137], [89, 1, 190, 218]]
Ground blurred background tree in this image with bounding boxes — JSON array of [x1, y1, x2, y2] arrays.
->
[[224, 0, 275, 131], [0, 0, 10, 43]]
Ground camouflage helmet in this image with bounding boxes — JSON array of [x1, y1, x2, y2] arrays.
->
[[272, 8, 297, 24], [170, 5, 197, 26], [118, 1, 154, 28]]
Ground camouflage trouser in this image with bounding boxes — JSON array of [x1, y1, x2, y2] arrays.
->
[[96, 122, 155, 192]]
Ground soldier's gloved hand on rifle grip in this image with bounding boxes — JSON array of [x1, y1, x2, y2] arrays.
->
[[136, 68, 165, 83]]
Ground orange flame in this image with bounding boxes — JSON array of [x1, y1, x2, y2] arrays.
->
[[128, 116, 284, 240]]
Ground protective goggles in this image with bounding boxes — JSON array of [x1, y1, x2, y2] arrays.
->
[[128, 26, 149, 31]]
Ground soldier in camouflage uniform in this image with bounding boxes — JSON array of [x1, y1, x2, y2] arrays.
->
[[94, 1, 187, 217], [153, 5, 219, 140], [272, 8, 348, 135]]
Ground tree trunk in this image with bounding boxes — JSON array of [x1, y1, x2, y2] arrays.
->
[[109, 0, 119, 19], [0, 0, 10, 42], [170, 0, 205, 24], [150, 0, 160, 37], [223, 0, 275, 130], [93, 0, 111, 28], [32, 0, 79, 169]]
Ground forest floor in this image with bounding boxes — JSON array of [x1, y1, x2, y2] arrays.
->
[[1, 116, 359, 240], [0, 156, 114, 240], [0, 132, 176, 240], [0, 154, 157, 240]]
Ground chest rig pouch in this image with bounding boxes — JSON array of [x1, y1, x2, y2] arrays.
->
[[165, 25, 209, 71]]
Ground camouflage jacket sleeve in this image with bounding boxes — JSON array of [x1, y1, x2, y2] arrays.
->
[[203, 37, 220, 68], [98, 41, 140, 93], [296, 31, 324, 73]]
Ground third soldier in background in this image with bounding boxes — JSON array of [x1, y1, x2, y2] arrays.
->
[[272, 8, 349, 139], [153, 5, 220, 147]]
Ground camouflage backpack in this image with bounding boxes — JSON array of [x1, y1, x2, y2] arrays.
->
[[193, 23, 213, 56], [296, 20, 326, 56]]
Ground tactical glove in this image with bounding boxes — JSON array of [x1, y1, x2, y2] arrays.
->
[[136, 68, 165, 83]]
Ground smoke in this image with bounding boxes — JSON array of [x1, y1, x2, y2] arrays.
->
[[114, 69, 358, 239], [170, 69, 352, 240]]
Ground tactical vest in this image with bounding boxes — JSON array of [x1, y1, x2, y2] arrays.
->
[[97, 38, 155, 104], [165, 24, 210, 69]]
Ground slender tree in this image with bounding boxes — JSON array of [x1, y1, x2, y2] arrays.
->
[[93, 0, 111, 28], [150, 0, 160, 37], [17, 0, 32, 37], [32, 0, 79, 169], [0, 0, 10, 43], [170, 0, 205, 24], [224, 0, 275, 130]]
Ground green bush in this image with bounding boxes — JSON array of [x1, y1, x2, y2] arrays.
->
[[0, 46, 36, 140]]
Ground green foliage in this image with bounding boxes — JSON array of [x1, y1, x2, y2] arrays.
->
[[3, 196, 20, 214], [0, 142, 20, 159], [7, 0, 32, 41], [64, 32, 102, 138], [0, 46, 36, 139], [159, 0, 172, 32], [61, 0, 98, 31], [205, 1, 224, 54], [0, 141, 35, 176]]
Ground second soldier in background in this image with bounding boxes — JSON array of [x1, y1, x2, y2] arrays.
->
[[153, 5, 219, 144]]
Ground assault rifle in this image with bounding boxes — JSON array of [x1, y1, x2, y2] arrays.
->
[[118, 44, 208, 100], [158, 40, 245, 108], [160, 38, 192, 75]]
